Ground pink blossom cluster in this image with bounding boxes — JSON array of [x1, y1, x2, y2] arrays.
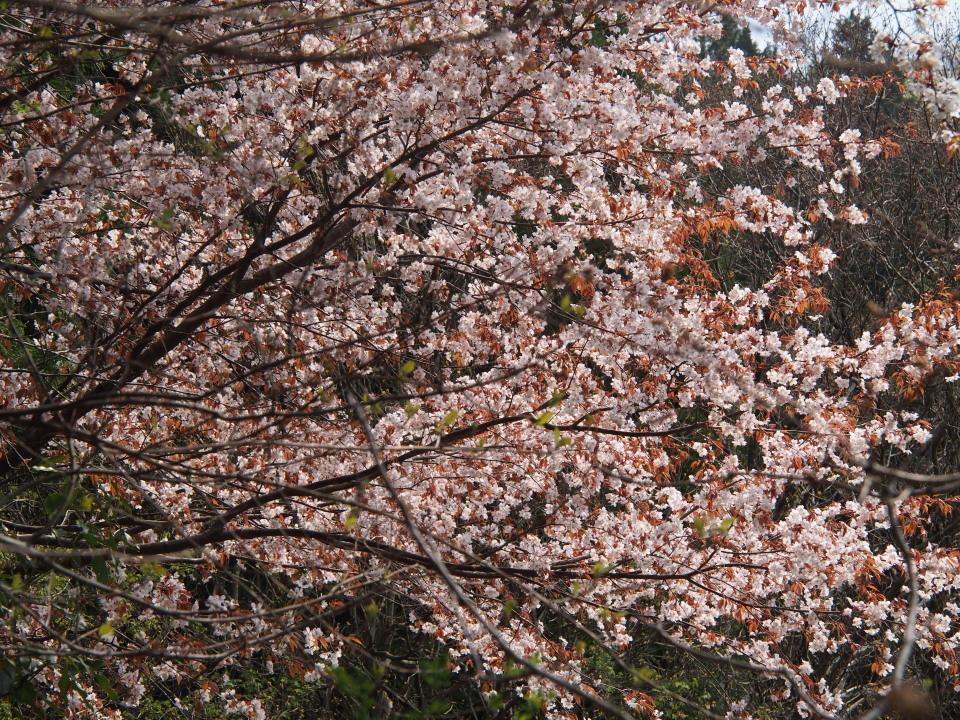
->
[[2, 1, 960, 718]]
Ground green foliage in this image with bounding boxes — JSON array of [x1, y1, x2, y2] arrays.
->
[[0, 655, 37, 708], [513, 692, 548, 720], [831, 11, 874, 62], [701, 17, 763, 61], [651, 676, 720, 720], [331, 665, 381, 720]]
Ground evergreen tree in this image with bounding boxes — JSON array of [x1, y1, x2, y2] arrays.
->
[[701, 16, 761, 60]]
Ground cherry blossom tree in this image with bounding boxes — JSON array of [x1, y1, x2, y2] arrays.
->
[[2, 1, 960, 718]]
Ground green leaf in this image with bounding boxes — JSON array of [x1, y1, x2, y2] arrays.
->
[[535, 411, 554, 426], [97, 623, 114, 639], [94, 674, 119, 702], [591, 561, 609, 578], [693, 517, 708, 536], [140, 562, 165, 578], [718, 517, 736, 535], [8, 678, 35, 704], [291, 159, 307, 172], [399, 359, 416, 376], [560, 293, 572, 311], [344, 510, 359, 530], [547, 390, 567, 407], [427, 699, 452, 714], [525, 691, 546, 710], [383, 166, 396, 184], [298, 135, 315, 157], [58, 672, 77, 698], [34, 454, 68, 469], [404, 401, 419, 418], [634, 665, 660, 681], [44, 493, 68, 516], [91, 557, 110, 584], [419, 656, 452, 690], [436, 410, 458, 432], [78, 495, 93, 512]]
